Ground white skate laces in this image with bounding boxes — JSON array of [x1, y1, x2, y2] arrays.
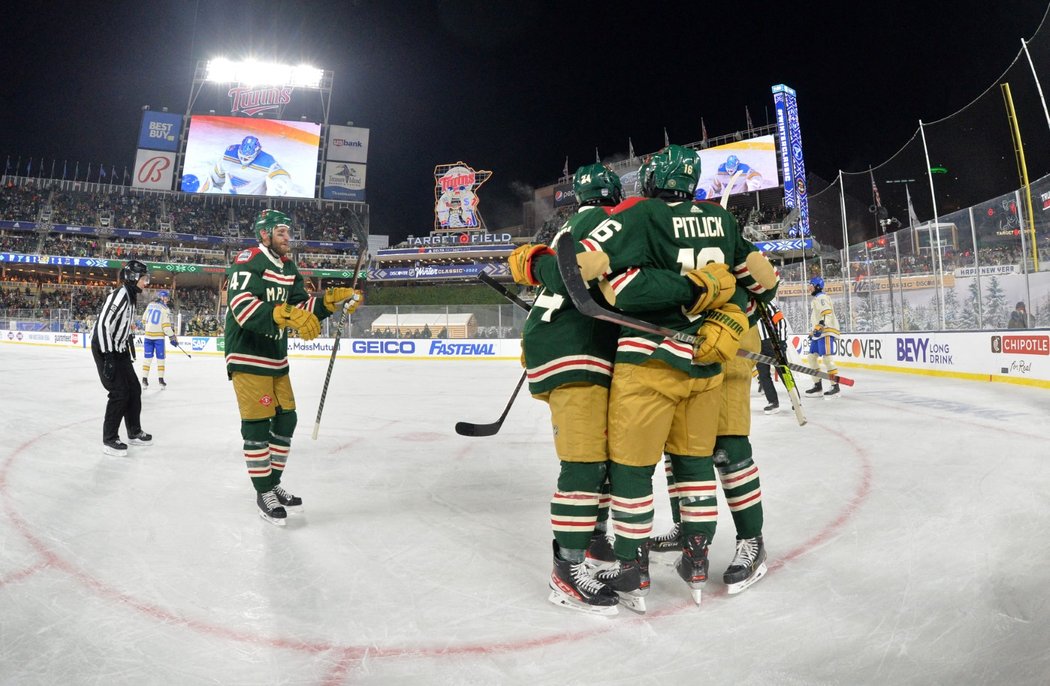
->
[[731, 538, 759, 567], [571, 563, 608, 595]]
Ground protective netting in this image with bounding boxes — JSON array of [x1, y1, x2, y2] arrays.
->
[[781, 7, 1050, 333]]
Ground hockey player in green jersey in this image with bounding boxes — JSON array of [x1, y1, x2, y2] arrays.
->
[[565, 144, 755, 604], [224, 209, 363, 525], [507, 164, 625, 615]]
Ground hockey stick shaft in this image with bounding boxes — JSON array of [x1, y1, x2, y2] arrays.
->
[[454, 369, 528, 437], [756, 302, 806, 426], [172, 342, 192, 358], [553, 233, 855, 386], [478, 271, 532, 311], [312, 224, 368, 440]]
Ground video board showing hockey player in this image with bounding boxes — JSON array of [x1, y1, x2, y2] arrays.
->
[[180, 115, 321, 198], [693, 135, 779, 201]]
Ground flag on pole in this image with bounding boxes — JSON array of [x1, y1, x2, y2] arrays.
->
[[870, 167, 882, 210], [62, 160, 68, 179], [906, 185, 920, 228], [745, 106, 754, 133], [3, 156, 9, 174], [111, 165, 117, 180], [663, 127, 670, 147], [86, 163, 92, 180], [123, 166, 129, 183], [595, 147, 600, 163], [628, 138, 635, 161], [75, 162, 80, 180], [26, 159, 32, 175], [100, 166, 107, 180], [701, 117, 709, 146], [562, 156, 569, 179]]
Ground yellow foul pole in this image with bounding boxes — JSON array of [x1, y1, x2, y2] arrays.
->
[[1001, 82, 1040, 271]]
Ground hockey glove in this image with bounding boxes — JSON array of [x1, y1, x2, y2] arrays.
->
[[323, 287, 364, 314], [811, 324, 824, 338], [692, 304, 749, 366], [101, 353, 117, 382], [576, 251, 610, 282], [273, 304, 321, 340], [508, 244, 553, 286], [169, 336, 179, 347], [683, 263, 735, 316]]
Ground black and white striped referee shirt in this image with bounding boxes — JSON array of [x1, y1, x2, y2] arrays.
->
[[92, 286, 136, 353]]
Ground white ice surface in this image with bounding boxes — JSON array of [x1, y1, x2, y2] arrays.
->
[[1, 345, 1049, 685]]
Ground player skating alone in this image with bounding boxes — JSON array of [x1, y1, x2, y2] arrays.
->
[[92, 260, 153, 456], [805, 276, 841, 396], [141, 289, 178, 389], [508, 164, 626, 615], [695, 155, 764, 200], [208, 135, 292, 196], [224, 210, 363, 525]]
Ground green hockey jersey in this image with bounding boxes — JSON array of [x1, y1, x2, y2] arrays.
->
[[576, 197, 770, 377], [223, 245, 333, 377], [522, 206, 620, 395]]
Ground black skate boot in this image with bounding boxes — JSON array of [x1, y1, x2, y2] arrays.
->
[[804, 381, 823, 396], [272, 484, 303, 512], [763, 402, 780, 415], [647, 522, 682, 553], [676, 533, 710, 605], [128, 430, 152, 446], [724, 536, 768, 595], [158, 377, 167, 389], [595, 545, 650, 613], [257, 490, 287, 526], [102, 438, 128, 456], [584, 530, 616, 570], [548, 541, 619, 616], [141, 377, 149, 389], [823, 383, 840, 397]]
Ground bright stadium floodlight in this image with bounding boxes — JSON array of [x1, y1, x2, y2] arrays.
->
[[205, 57, 324, 89]]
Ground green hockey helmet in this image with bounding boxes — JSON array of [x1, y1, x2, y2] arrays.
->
[[573, 164, 623, 206], [254, 209, 292, 242], [639, 144, 700, 199]]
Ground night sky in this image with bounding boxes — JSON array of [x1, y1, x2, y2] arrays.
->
[[2, 1, 1048, 244]]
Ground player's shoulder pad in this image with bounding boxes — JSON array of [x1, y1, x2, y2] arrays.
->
[[225, 144, 239, 155], [610, 197, 648, 214], [280, 254, 292, 263], [255, 151, 277, 166], [233, 248, 262, 265]]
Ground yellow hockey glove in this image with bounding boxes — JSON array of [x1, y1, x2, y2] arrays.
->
[[507, 244, 553, 286], [273, 304, 321, 340], [692, 303, 748, 366], [323, 287, 364, 314], [576, 251, 610, 282], [683, 263, 736, 316]]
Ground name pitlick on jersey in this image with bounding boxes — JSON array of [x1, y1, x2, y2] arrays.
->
[[673, 215, 725, 239]]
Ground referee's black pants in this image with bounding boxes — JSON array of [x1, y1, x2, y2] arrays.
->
[[92, 340, 143, 442], [756, 337, 781, 406]]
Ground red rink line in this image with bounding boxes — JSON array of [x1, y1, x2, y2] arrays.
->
[[2, 419, 871, 686]]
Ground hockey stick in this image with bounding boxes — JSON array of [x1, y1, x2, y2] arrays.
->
[[311, 219, 369, 440], [720, 170, 744, 209], [478, 271, 532, 310], [756, 302, 806, 426], [171, 341, 192, 358], [553, 233, 855, 386], [454, 369, 528, 437]]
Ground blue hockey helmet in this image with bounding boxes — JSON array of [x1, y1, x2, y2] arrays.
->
[[180, 174, 200, 193], [238, 135, 261, 165], [158, 290, 170, 300], [809, 276, 825, 292], [725, 155, 740, 174]]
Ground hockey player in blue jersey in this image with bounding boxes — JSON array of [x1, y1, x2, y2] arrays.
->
[[208, 135, 292, 196], [696, 154, 764, 200]]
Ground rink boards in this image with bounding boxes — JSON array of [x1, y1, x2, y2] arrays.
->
[[4, 328, 1048, 386]]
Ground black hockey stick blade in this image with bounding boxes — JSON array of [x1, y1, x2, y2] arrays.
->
[[455, 369, 528, 437], [757, 302, 806, 426], [553, 233, 855, 387], [478, 271, 532, 311]]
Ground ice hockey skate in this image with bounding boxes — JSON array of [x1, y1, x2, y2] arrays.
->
[[548, 541, 619, 616], [594, 545, 650, 613], [158, 377, 167, 389], [676, 533, 710, 605], [584, 530, 616, 570], [257, 490, 287, 526], [763, 402, 780, 414], [273, 484, 303, 513], [647, 522, 682, 553], [724, 536, 767, 595], [128, 430, 152, 446], [141, 377, 148, 389], [823, 383, 840, 397], [102, 438, 128, 456], [804, 381, 823, 396]]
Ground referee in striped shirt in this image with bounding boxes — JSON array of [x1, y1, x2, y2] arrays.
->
[[91, 260, 154, 456]]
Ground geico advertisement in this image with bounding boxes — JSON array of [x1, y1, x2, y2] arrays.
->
[[284, 338, 522, 359]]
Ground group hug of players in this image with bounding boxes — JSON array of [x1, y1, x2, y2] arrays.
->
[[509, 145, 795, 615]]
